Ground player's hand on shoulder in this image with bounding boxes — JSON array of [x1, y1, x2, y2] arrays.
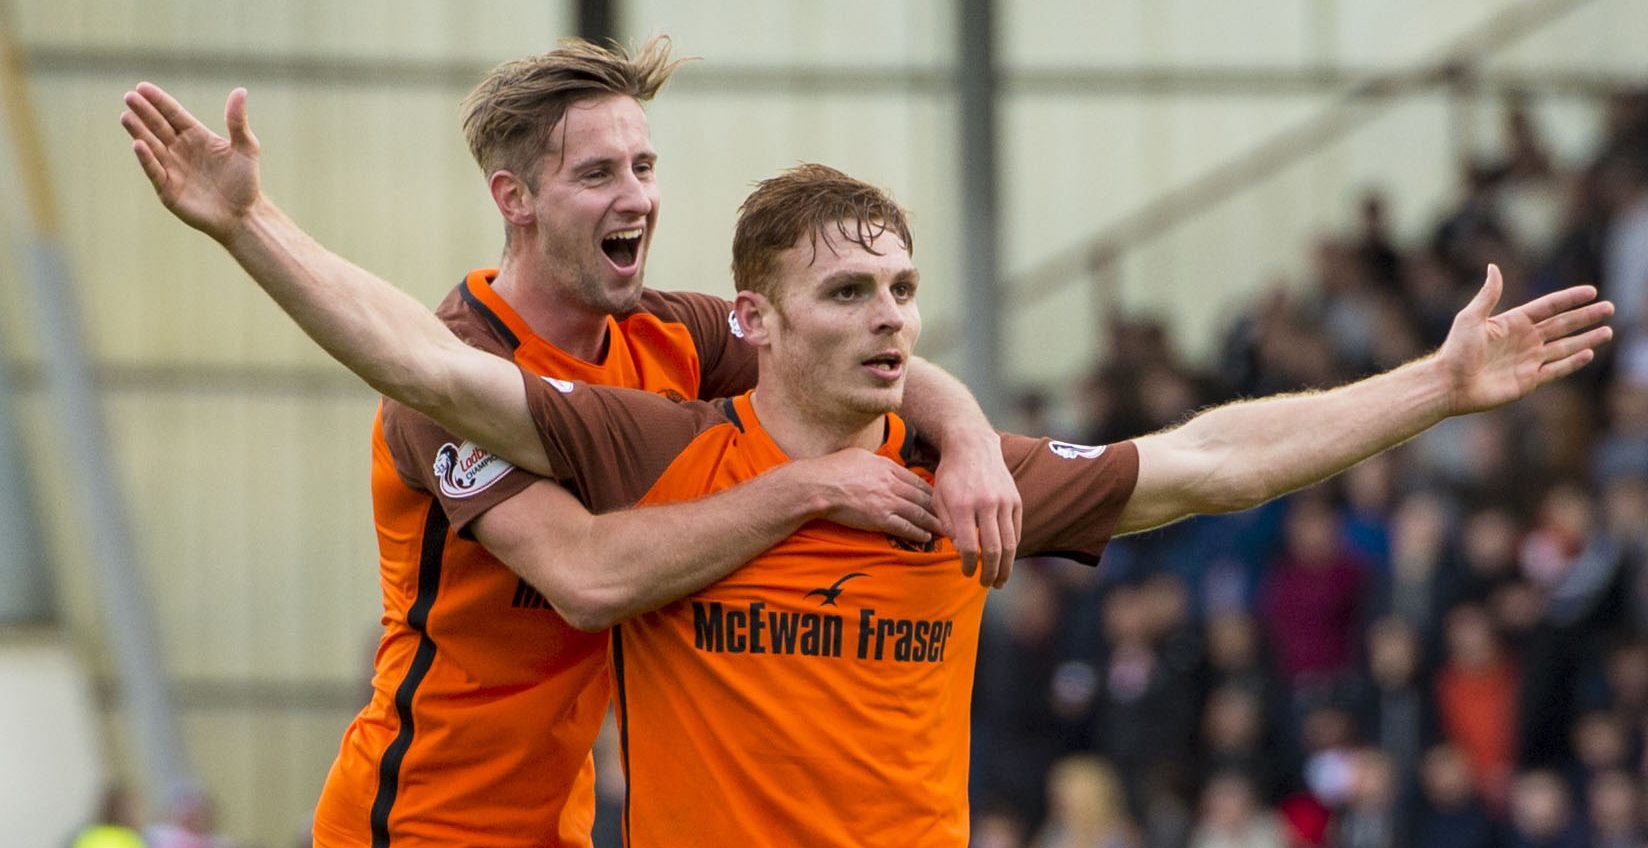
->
[[932, 433, 1022, 589]]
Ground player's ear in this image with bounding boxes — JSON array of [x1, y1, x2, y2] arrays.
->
[[734, 291, 775, 347], [489, 169, 536, 227]]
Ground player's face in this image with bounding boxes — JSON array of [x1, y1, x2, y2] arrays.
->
[[767, 225, 922, 422], [529, 94, 659, 315]]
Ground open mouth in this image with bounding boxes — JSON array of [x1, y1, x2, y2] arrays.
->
[[862, 351, 905, 379], [601, 227, 644, 270]]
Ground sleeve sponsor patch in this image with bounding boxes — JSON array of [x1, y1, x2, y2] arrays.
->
[[434, 441, 515, 498], [1048, 441, 1107, 460]]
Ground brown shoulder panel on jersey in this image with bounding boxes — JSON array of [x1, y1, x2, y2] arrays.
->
[[379, 400, 538, 535], [1004, 435, 1140, 565], [519, 368, 732, 513], [635, 289, 758, 400], [376, 282, 540, 535]]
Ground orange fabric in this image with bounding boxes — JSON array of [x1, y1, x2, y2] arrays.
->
[[613, 395, 984, 847], [314, 269, 726, 848]]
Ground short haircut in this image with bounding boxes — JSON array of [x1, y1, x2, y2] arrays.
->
[[461, 36, 687, 185], [732, 163, 914, 302]]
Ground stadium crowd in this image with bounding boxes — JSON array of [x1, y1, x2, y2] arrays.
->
[[970, 89, 1648, 848]]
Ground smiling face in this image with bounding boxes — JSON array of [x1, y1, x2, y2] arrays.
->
[[525, 93, 659, 315], [756, 223, 922, 430]]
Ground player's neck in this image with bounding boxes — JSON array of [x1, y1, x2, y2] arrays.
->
[[491, 259, 611, 362], [749, 385, 884, 459]]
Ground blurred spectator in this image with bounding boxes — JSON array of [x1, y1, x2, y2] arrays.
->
[[1567, 711, 1631, 792], [1259, 492, 1368, 694], [1599, 151, 1648, 350], [1328, 748, 1401, 848], [1189, 772, 1285, 848], [144, 784, 235, 848], [1090, 585, 1197, 817], [1357, 616, 1436, 783], [1504, 770, 1585, 848], [1031, 756, 1140, 848], [1583, 768, 1644, 848], [68, 785, 146, 848], [1355, 191, 1403, 291], [1411, 745, 1498, 848], [1199, 685, 1282, 803], [975, 802, 1031, 848], [1338, 454, 1398, 574], [976, 567, 1076, 827], [1434, 604, 1519, 810], [1593, 378, 1648, 486], [1381, 491, 1451, 635], [1455, 505, 1524, 609]]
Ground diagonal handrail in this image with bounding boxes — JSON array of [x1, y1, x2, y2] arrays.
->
[[922, 0, 1601, 358]]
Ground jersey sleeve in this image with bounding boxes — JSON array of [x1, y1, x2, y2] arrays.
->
[[380, 399, 540, 536], [1006, 435, 1140, 565], [642, 289, 758, 399], [519, 367, 729, 512]]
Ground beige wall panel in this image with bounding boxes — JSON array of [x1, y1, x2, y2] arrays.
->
[[184, 709, 350, 845], [1488, 0, 1648, 75], [15, 0, 571, 60], [1005, 277, 1097, 387], [1004, 0, 1317, 68], [626, 0, 953, 66], [104, 391, 378, 681], [1333, 0, 1523, 67]]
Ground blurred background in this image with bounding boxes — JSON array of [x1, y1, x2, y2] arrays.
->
[[4, 0, 1648, 845]]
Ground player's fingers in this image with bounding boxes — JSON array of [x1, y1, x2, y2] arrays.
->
[[1468, 264, 1504, 318], [975, 507, 1004, 587], [1543, 326, 1613, 364], [136, 81, 201, 137], [949, 510, 980, 577], [225, 87, 259, 154], [992, 557, 1014, 590], [119, 109, 165, 154], [1535, 300, 1614, 341], [123, 88, 176, 144], [889, 464, 934, 496], [993, 509, 1020, 590], [880, 515, 933, 545], [130, 140, 166, 190], [1513, 283, 1601, 326], [1539, 348, 1597, 383], [893, 493, 943, 536]]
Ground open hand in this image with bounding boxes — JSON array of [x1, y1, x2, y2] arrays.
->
[[1439, 264, 1613, 415], [120, 83, 260, 243]]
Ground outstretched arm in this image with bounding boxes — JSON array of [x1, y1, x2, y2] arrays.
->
[[122, 83, 541, 471], [123, 84, 944, 626], [1116, 266, 1613, 535], [900, 362, 1023, 588]]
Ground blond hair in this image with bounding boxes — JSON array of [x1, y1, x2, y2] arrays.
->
[[461, 36, 688, 184]]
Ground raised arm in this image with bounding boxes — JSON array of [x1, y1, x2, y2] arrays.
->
[[900, 360, 1023, 588], [122, 83, 542, 470], [1116, 266, 1612, 535], [124, 84, 943, 627]]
